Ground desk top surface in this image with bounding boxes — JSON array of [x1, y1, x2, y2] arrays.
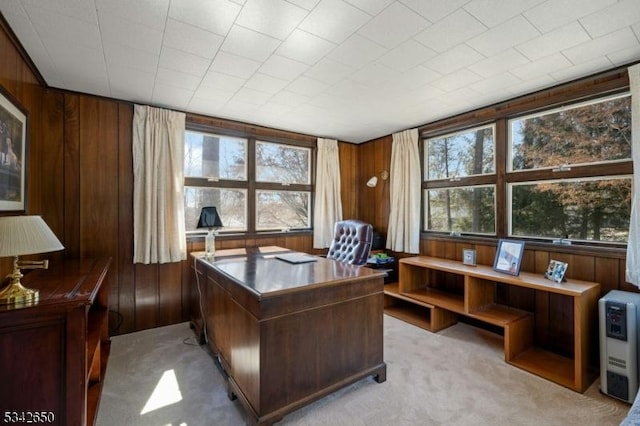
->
[[194, 246, 383, 296]]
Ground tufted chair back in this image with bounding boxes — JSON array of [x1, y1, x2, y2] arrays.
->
[[326, 220, 373, 265]]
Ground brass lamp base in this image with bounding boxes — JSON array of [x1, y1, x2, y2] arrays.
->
[[0, 258, 39, 305], [0, 281, 39, 305]]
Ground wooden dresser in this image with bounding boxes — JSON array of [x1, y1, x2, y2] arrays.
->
[[0, 258, 111, 426]]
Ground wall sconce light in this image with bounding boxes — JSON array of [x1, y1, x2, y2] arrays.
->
[[366, 171, 389, 188], [0, 215, 65, 305]]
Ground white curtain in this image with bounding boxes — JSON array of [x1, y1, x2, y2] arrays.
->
[[313, 138, 343, 248], [386, 129, 421, 253], [626, 64, 640, 286], [132, 105, 187, 264]]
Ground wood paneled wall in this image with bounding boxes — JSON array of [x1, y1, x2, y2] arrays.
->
[[1, 15, 637, 343]]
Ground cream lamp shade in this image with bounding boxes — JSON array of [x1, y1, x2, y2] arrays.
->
[[0, 215, 65, 305]]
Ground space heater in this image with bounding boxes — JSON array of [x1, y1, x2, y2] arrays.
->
[[599, 290, 640, 403]]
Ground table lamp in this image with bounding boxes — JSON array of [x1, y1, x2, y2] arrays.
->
[[0, 215, 65, 305], [197, 207, 223, 259]]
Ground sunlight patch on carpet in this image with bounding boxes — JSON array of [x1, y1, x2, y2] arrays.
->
[[140, 369, 183, 415]]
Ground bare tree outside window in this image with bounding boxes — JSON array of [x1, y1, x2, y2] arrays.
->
[[509, 94, 631, 243]]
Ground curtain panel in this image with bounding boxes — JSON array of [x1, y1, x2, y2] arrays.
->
[[626, 64, 640, 286], [132, 105, 187, 264], [313, 138, 343, 248], [387, 129, 421, 254]]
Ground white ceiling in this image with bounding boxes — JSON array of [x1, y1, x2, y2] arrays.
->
[[1, 0, 639, 143]]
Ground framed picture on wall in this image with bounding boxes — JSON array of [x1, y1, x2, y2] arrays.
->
[[493, 239, 525, 276], [0, 84, 27, 212]]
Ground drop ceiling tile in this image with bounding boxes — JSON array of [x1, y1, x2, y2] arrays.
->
[[468, 48, 529, 78], [95, 0, 169, 30], [188, 96, 228, 115], [298, 0, 371, 44], [431, 68, 483, 92], [99, 12, 164, 54], [244, 73, 290, 94], [235, 0, 308, 40], [155, 67, 202, 91], [327, 34, 386, 68], [467, 15, 540, 57], [608, 45, 640, 66], [164, 19, 224, 59], [524, 0, 617, 33], [349, 63, 399, 87], [470, 72, 522, 94], [510, 52, 572, 81], [0, 0, 26, 17], [231, 87, 272, 105], [563, 27, 638, 65], [286, 75, 330, 96], [304, 57, 355, 85], [152, 84, 193, 109], [26, 7, 102, 50], [506, 74, 555, 95], [516, 22, 591, 62], [159, 47, 212, 77], [424, 44, 484, 74], [103, 42, 159, 73], [580, 0, 640, 39], [108, 66, 155, 101], [357, 2, 429, 49], [287, 0, 321, 10], [550, 57, 612, 82], [394, 65, 441, 90], [22, 0, 98, 24], [259, 55, 309, 81], [344, 0, 393, 16], [191, 86, 236, 103], [463, 0, 546, 27], [220, 25, 281, 62], [168, 0, 240, 36], [200, 71, 246, 92], [414, 9, 486, 53], [377, 39, 437, 72], [210, 51, 261, 79], [275, 29, 337, 65], [269, 90, 311, 107], [399, 0, 468, 23]]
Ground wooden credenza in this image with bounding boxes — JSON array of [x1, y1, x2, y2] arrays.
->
[[191, 247, 386, 425], [0, 258, 111, 426], [384, 256, 600, 392]]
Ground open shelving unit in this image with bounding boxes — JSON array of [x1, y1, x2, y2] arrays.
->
[[384, 256, 600, 392]]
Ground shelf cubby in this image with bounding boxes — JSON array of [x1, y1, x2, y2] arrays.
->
[[386, 256, 600, 393]]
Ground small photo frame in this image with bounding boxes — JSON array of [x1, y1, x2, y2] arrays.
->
[[493, 239, 525, 276], [544, 260, 568, 283], [462, 249, 476, 266]]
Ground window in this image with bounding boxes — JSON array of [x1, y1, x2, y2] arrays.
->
[[423, 125, 496, 234], [507, 93, 631, 243], [184, 129, 313, 234]]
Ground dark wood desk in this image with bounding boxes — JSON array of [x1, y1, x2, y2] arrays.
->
[[191, 247, 386, 425], [0, 258, 111, 426]]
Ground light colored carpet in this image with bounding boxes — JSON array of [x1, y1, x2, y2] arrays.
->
[[96, 316, 630, 426]]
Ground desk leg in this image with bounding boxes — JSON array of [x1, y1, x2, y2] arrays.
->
[[374, 363, 387, 383]]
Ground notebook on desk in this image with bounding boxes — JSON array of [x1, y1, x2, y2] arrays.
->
[[275, 253, 318, 264]]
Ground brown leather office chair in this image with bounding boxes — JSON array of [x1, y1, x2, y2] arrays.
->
[[326, 219, 373, 266]]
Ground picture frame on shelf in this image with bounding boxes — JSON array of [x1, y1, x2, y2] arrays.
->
[[544, 260, 568, 283], [0, 84, 28, 212], [462, 248, 476, 266], [493, 239, 525, 276]]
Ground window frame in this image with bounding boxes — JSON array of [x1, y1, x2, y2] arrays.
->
[[422, 123, 497, 236], [418, 71, 632, 249], [184, 121, 316, 237]]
